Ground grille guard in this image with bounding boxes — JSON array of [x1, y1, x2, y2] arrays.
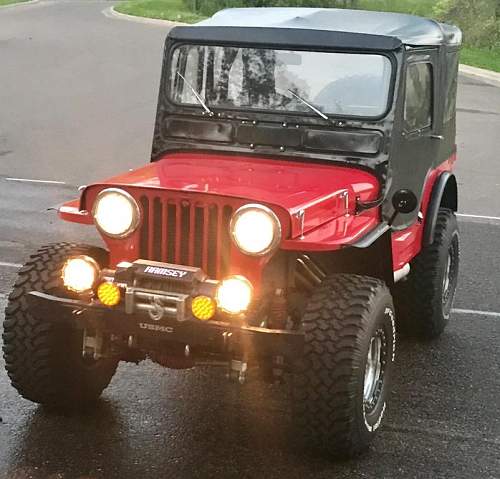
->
[[25, 258, 303, 358]]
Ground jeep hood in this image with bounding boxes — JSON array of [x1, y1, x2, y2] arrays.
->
[[63, 152, 379, 239]]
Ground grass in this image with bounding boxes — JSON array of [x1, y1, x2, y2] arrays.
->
[[0, 0, 31, 5], [460, 46, 500, 73], [115, 0, 206, 23]]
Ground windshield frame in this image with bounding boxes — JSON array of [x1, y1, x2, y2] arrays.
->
[[165, 42, 398, 122]]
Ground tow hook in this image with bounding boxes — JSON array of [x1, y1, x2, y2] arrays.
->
[[228, 359, 248, 384], [82, 329, 106, 360]]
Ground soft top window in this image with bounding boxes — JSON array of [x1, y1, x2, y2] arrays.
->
[[404, 62, 433, 132], [169, 44, 393, 119]]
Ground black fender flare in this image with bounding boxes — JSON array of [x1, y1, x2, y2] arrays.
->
[[423, 172, 457, 247]]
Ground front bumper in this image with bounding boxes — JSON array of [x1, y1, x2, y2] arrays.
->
[[27, 291, 303, 359]]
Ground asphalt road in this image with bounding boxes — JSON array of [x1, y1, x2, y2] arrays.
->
[[0, 1, 499, 478]]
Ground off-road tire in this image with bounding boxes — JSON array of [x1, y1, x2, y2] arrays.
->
[[2, 243, 118, 409], [394, 209, 459, 339], [292, 274, 396, 459]]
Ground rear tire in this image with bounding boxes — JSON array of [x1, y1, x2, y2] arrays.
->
[[292, 274, 396, 458], [2, 243, 118, 410], [394, 209, 459, 339]]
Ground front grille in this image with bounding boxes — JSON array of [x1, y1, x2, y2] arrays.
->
[[138, 195, 234, 279]]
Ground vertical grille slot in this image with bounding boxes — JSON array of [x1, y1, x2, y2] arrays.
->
[[220, 205, 233, 277], [152, 198, 162, 261], [139, 196, 149, 259], [207, 204, 218, 278], [194, 206, 204, 268], [180, 202, 190, 264], [166, 203, 176, 263], [136, 194, 234, 279]]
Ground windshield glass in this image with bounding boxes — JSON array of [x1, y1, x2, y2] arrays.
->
[[169, 45, 393, 118]]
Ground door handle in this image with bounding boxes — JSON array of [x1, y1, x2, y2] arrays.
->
[[429, 134, 444, 140]]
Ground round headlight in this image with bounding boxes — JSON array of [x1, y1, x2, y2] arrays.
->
[[92, 188, 140, 238], [62, 256, 100, 293], [216, 276, 253, 314], [230, 204, 281, 256]]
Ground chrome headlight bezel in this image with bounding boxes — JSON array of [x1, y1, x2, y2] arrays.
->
[[230, 203, 282, 256], [92, 188, 141, 239]]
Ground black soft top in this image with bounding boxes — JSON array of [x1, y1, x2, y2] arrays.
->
[[169, 7, 461, 49]]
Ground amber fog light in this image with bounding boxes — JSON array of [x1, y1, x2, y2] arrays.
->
[[191, 295, 216, 321], [97, 282, 121, 307], [62, 256, 99, 293], [216, 276, 253, 314]]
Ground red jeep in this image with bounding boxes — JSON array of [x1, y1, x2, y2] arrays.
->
[[3, 8, 461, 458]]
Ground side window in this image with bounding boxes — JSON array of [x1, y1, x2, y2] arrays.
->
[[404, 62, 433, 132], [444, 52, 459, 123]]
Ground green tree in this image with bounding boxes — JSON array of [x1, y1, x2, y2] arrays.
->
[[434, 0, 499, 48]]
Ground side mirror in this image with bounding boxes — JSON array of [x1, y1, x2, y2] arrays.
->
[[392, 189, 418, 214]]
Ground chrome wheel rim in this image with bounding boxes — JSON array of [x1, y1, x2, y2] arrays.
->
[[442, 236, 459, 317], [363, 333, 383, 406], [442, 252, 452, 304]]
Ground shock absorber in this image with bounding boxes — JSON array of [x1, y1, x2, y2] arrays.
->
[[268, 288, 288, 330], [295, 254, 326, 291]]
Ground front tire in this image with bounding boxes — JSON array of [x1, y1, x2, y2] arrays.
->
[[292, 274, 396, 458], [2, 243, 118, 410]]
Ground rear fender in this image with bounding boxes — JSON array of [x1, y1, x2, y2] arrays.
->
[[423, 172, 457, 247]]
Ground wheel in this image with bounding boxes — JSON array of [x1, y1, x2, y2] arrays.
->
[[394, 209, 459, 339], [2, 243, 118, 410], [292, 274, 396, 458]]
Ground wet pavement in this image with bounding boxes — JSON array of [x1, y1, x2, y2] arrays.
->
[[0, 1, 499, 478]]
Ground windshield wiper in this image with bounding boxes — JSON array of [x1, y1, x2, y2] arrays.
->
[[176, 71, 213, 116], [287, 89, 329, 121]]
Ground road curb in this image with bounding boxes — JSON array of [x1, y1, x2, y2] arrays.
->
[[103, 6, 187, 27], [0, 0, 39, 9], [459, 64, 500, 87]]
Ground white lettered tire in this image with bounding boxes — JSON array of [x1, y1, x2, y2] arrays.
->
[[292, 274, 396, 458]]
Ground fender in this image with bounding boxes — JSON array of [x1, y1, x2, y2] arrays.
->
[[423, 172, 458, 247]]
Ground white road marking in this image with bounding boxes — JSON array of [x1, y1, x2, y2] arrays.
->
[[457, 213, 500, 221], [5, 177, 65, 185], [0, 261, 23, 269], [452, 308, 500, 318]]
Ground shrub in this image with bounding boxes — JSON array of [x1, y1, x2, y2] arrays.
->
[[183, 0, 359, 17], [433, 0, 499, 48]]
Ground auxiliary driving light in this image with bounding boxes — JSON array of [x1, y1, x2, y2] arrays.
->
[[97, 282, 121, 307], [61, 256, 100, 293], [216, 276, 253, 314], [191, 295, 216, 321]]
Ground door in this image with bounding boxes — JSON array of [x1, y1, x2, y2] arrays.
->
[[390, 49, 442, 229]]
